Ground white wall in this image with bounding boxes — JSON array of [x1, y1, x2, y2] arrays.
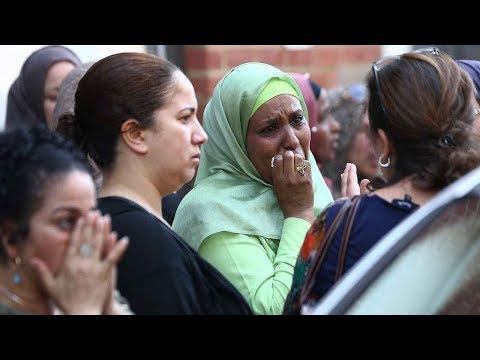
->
[[382, 45, 412, 57], [0, 45, 146, 130]]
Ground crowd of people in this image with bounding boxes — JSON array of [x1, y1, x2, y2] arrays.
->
[[1, 46, 479, 315]]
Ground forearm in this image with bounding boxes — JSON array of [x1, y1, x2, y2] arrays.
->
[[253, 217, 310, 315], [199, 217, 310, 315]]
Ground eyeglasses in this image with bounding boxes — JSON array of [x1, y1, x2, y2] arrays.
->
[[371, 47, 441, 126], [475, 108, 480, 115]]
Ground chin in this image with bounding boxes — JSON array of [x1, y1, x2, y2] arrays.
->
[[182, 170, 196, 185]]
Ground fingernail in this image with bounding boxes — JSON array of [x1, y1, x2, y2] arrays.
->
[[271, 156, 275, 168]]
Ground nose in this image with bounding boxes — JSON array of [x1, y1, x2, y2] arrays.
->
[[282, 125, 300, 151], [329, 115, 341, 133], [192, 118, 208, 145]]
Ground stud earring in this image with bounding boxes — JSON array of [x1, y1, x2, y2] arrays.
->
[[13, 256, 21, 285]]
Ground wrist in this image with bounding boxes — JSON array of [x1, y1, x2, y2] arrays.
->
[[284, 209, 314, 224]]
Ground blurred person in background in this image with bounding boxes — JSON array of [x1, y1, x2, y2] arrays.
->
[[322, 84, 379, 199], [289, 72, 339, 190], [5, 46, 80, 130]]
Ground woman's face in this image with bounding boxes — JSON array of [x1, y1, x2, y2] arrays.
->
[[246, 94, 310, 184], [144, 71, 208, 196], [346, 113, 379, 179], [16, 170, 96, 278], [311, 112, 340, 164], [43, 61, 75, 129]]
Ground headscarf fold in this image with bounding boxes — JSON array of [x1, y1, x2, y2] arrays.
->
[[5, 45, 81, 130], [173, 62, 333, 250]]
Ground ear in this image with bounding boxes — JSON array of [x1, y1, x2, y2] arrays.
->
[[376, 129, 393, 160], [119, 119, 148, 155], [0, 221, 19, 259]]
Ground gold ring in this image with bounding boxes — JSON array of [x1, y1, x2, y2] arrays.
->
[[295, 162, 307, 176]]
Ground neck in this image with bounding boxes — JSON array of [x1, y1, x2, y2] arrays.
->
[[0, 269, 51, 314], [374, 177, 436, 206], [100, 167, 168, 226]]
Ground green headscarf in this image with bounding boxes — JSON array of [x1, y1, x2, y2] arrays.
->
[[172, 62, 333, 250]]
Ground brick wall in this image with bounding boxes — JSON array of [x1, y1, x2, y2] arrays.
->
[[183, 45, 381, 122]]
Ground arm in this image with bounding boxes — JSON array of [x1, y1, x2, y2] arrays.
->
[[199, 217, 310, 315]]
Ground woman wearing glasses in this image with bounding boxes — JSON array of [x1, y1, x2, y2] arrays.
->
[[284, 48, 480, 314]]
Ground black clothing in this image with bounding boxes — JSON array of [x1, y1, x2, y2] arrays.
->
[[162, 193, 182, 225], [98, 196, 252, 315]]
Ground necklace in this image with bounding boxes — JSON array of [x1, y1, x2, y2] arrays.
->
[[0, 284, 52, 314], [0, 284, 25, 306]]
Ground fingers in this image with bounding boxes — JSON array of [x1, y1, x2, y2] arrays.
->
[[283, 150, 295, 176], [90, 213, 106, 259], [30, 258, 55, 294], [360, 179, 371, 195], [66, 217, 84, 259], [341, 163, 360, 198], [293, 153, 303, 171], [271, 151, 310, 183], [105, 237, 129, 267], [348, 163, 358, 185], [271, 154, 284, 182], [340, 163, 350, 198]]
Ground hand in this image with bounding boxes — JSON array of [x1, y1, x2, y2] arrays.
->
[[272, 151, 314, 223], [340, 163, 371, 198], [30, 211, 129, 315]]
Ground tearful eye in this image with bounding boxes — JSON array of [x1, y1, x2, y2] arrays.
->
[[261, 125, 277, 134], [291, 116, 306, 126]]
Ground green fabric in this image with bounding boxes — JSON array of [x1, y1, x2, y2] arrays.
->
[[172, 62, 333, 250], [199, 217, 311, 315], [250, 78, 300, 118]]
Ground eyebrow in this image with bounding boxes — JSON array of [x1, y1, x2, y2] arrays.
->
[[51, 206, 96, 215], [178, 107, 195, 115], [51, 207, 80, 215]]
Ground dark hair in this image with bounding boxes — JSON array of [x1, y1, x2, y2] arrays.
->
[[0, 125, 90, 263], [57, 52, 179, 170], [322, 85, 368, 197], [367, 51, 480, 191]]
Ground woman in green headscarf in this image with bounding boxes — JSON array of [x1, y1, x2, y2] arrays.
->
[[172, 62, 333, 315]]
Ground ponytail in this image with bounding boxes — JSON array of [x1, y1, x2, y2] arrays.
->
[[56, 112, 87, 155]]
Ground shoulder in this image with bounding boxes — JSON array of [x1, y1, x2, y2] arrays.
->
[[99, 197, 167, 232], [98, 197, 185, 257]]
